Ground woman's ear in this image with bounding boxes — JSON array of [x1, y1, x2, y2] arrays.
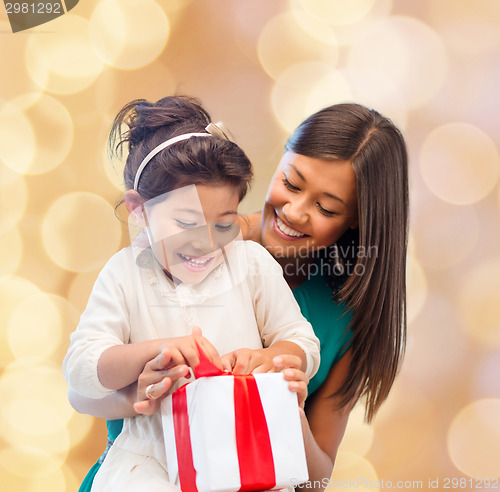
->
[[124, 190, 146, 227]]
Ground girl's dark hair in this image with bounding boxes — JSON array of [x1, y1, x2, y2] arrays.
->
[[109, 96, 252, 200], [287, 103, 409, 422]]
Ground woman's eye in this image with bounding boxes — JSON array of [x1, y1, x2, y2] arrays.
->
[[175, 219, 197, 229], [316, 203, 336, 217], [282, 175, 300, 192]]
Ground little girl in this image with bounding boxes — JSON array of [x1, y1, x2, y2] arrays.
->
[[63, 96, 320, 491]]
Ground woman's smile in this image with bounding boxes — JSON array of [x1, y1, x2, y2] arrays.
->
[[273, 211, 308, 240]]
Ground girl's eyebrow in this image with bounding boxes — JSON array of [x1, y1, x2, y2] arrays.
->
[[173, 208, 238, 217], [289, 164, 346, 205]]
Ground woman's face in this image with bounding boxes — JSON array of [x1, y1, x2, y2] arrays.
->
[[144, 184, 240, 284], [261, 151, 358, 258]]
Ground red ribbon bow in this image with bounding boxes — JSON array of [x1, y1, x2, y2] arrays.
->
[[171, 345, 276, 492]]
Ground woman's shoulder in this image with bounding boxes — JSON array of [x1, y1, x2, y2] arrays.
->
[[238, 211, 262, 242], [236, 239, 280, 265]]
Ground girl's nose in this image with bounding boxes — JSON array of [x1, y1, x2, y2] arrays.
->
[[190, 225, 215, 252]]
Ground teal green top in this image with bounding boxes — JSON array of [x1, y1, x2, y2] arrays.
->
[[78, 264, 352, 491], [292, 265, 353, 395]]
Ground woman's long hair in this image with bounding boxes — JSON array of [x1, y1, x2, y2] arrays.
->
[[286, 103, 409, 422]]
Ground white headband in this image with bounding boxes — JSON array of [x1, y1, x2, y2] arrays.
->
[[133, 122, 234, 191]]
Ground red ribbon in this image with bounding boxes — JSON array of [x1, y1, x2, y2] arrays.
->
[[171, 346, 276, 491]]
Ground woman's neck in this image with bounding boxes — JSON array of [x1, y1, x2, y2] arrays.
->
[[272, 255, 317, 290]]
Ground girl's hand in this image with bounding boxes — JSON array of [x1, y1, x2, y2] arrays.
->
[[134, 347, 190, 415], [158, 326, 223, 371], [134, 327, 222, 415], [221, 348, 276, 375], [273, 354, 309, 408]]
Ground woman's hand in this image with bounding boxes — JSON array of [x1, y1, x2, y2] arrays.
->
[[221, 348, 276, 374], [133, 347, 190, 415], [221, 341, 307, 375], [273, 354, 309, 408]]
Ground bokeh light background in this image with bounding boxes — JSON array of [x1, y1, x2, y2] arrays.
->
[[1, 0, 499, 490]]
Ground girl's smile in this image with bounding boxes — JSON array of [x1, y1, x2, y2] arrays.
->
[[176, 252, 216, 272], [142, 184, 240, 284]]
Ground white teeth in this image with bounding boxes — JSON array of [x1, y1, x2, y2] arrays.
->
[[179, 254, 211, 265], [276, 216, 305, 237]]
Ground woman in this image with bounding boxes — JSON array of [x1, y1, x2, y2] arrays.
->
[[70, 102, 408, 490]]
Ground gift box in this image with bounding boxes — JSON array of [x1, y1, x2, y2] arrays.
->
[[161, 368, 308, 492]]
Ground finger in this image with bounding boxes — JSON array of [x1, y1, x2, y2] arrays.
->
[[195, 338, 223, 370], [221, 352, 236, 372], [233, 351, 250, 375], [176, 343, 201, 369], [191, 326, 202, 337], [145, 348, 174, 372], [134, 399, 156, 415], [273, 354, 302, 371], [251, 363, 273, 374], [154, 365, 190, 384], [168, 346, 193, 367], [282, 368, 309, 384]]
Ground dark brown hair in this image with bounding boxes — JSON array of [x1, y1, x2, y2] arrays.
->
[[287, 103, 409, 422], [109, 96, 252, 200]]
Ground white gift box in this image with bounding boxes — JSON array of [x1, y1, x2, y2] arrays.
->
[[161, 373, 309, 492]]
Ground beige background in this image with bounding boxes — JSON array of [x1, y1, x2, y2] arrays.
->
[[0, 0, 499, 490]]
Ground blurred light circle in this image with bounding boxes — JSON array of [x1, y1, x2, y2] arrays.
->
[[0, 359, 74, 436], [474, 352, 500, 400], [403, 296, 468, 394], [347, 16, 448, 109], [340, 403, 374, 456], [42, 192, 122, 272], [272, 62, 351, 132], [458, 259, 500, 348], [305, 70, 353, 117], [372, 378, 438, 472], [310, 0, 393, 47], [0, 415, 70, 459], [295, 0, 376, 26], [0, 21, 45, 100], [0, 101, 35, 177], [326, 451, 378, 491], [0, 276, 40, 363], [93, 61, 176, 126], [90, 0, 170, 70], [428, 0, 500, 56], [420, 123, 500, 205], [448, 399, 500, 477], [340, 67, 408, 130], [2, 94, 73, 175], [411, 197, 479, 269], [406, 254, 427, 324], [7, 293, 64, 359], [288, 5, 341, 45], [65, 411, 95, 448], [103, 142, 126, 191], [25, 15, 105, 95], [68, 271, 99, 313], [0, 228, 22, 275], [0, 447, 65, 489], [258, 11, 339, 80]]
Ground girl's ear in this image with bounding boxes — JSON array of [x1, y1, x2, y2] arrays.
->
[[124, 190, 146, 227]]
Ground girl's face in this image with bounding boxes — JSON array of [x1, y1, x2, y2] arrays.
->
[[144, 184, 240, 284], [261, 151, 358, 258]]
